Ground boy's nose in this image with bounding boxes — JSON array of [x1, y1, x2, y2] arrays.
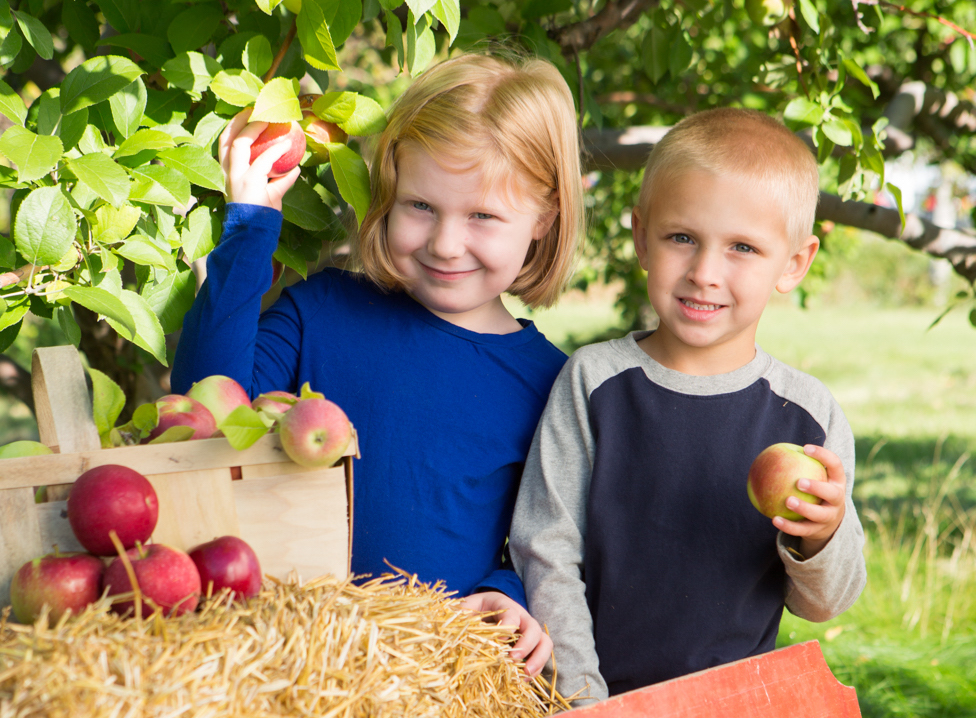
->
[[685, 249, 722, 288], [427, 219, 466, 259]]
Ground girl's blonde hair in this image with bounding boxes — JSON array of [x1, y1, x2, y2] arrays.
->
[[356, 52, 584, 309]]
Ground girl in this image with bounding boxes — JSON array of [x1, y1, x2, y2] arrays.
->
[[171, 53, 585, 676]]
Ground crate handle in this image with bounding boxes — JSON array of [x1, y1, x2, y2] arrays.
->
[[31, 346, 101, 455]]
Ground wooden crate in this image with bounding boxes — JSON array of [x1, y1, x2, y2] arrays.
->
[[0, 346, 356, 610], [562, 641, 861, 717]]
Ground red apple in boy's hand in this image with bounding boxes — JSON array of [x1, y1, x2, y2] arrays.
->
[[9, 550, 104, 624], [189, 535, 262, 602], [67, 465, 159, 556], [249, 121, 306, 177], [747, 442, 826, 521], [186, 375, 252, 427], [278, 398, 352, 467], [104, 543, 201, 617], [146, 394, 217, 442]]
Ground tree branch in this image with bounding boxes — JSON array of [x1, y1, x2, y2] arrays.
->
[[551, 0, 658, 54], [0, 354, 34, 416]]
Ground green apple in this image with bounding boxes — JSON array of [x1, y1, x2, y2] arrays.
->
[[0, 440, 53, 460], [746, 442, 825, 521], [746, 0, 791, 26]]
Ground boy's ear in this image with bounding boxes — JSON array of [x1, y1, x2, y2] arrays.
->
[[775, 234, 820, 294], [632, 208, 650, 271]]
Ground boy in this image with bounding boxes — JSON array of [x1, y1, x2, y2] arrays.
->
[[508, 108, 867, 703]]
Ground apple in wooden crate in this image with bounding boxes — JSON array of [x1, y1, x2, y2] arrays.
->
[[189, 535, 262, 602], [146, 394, 217, 442], [251, 390, 298, 415], [104, 543, 202, 617], [278, 397, 352, 468], [187, 375, 252, 427], [9, 550, 104, 623], [67, 465, 159, 556]]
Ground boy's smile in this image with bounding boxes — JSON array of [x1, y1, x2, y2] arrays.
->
[[632, 169, 819, 375]]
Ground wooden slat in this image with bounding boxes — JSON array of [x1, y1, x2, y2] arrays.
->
[[0, 433, 359, 491], [148, 468, 241, 553], [563, 641, 860, 718], [36, 501, 84, 555], [31, 346, 101, 455], [0, 487, 43, 608], [234, 463, 350, 581]]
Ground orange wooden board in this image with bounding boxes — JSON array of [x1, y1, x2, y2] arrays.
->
[[563, 641, 860, 718]]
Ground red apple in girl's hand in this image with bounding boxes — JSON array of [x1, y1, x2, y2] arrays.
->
[[104, 543, 201, 617], [10, 550, 104, 624], [249, 121, 306, 177], [278, 398, 352, 467], [67, 465, 159, 556], [189, 535, 262, 602], [146, 394, 217, 442]]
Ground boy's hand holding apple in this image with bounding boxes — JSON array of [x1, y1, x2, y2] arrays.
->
[[219, 109, 302, 212]]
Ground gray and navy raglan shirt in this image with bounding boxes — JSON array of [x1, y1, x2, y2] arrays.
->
[[509, 332, 867, 703]]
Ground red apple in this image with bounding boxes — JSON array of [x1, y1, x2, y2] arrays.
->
[[300, 110, 348, 166], [249, 121, 306, 177], [9, 550, 104, 624], [747, 442, 826, 521], [146, 394, 217, 442], [67, 465, 159, 556], [104, 543, 201, 617], [251, 390, 298, 415], [188, 535, 262, 602], [186, 375, 252, 427], [278, 397, 352, 468]]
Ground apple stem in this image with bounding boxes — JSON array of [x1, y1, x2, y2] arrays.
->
[[109, 530, 144, 621], [264, 19, 297, 83]]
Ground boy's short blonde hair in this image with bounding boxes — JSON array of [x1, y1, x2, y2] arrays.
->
[[637, 108, 820, 250], [356, 52, 584, 309]]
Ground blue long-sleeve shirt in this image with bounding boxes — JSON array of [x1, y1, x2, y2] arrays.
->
[[172, 204, 567, 605]]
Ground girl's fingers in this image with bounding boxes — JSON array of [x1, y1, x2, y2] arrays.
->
[[227, 121, 267, 179], [218, 109, 254, 168]]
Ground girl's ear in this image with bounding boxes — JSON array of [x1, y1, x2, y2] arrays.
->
[[532, 203, 559, 240], [775, 234, 820, 294]]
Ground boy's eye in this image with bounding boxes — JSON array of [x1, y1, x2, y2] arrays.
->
[[734, 243, 756, 253], [671, 233, 693, 244]]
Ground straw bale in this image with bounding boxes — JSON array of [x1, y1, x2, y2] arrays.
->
[[0, 572, 573, 717]]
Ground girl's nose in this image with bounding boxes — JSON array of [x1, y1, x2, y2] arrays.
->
[[427, 219, 465, 259]]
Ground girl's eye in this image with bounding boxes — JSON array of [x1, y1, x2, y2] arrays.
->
[[474, 212, 493, 220], [412, 201, 431, 211]]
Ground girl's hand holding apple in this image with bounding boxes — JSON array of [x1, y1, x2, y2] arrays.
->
[[219, 109, 302, 212]]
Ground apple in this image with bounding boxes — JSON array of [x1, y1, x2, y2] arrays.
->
[[249, 121, 306, 177], [746, 0, 791, 26], [300, 110, 348, 166], [186, 375, 252, 427], [188, 535, 262, 602], [67, 464, 159, 556], [747, 442, 825, 521], [0, 440, 53, 459], [278, 397, 352, 468], [104, 542, 202, 617], [251, 390, 299, 415], [146, 394, 217, 442], [9, 550, 104, 624]]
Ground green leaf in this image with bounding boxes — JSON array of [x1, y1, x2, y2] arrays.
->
[[220, 405, 274, 450], [406, 11, 435, 74], [338, 95, 387, 136], [129, 165, 192, 207], [310, 91, 357, 123], [94, 0, 140, 34], [405, 0, 436, 15], [821, 118, 853, 147], [798, 0, 819, 33], [180, 204, 219, 261], [66, 153, 130, 207], [784, 97, 824, 126], [162, 51, 223, 98], [141, 268, 195, 334], [63, 285, 136, 337], [62, 0, 100, 54], [115, 234, 177, 271], [273, 240, 308, 280], [282, 177, 342, 232], [384, 10, 404, 68], [243, 34, 273, 77], [886, 182, 905, 234], [841, 57, 879, 100], [297, 0, 340, 71], [0, 319, 21, 353], [0, 125, 62, 183], [0, 297, 28, 332], [55, 305, 82, 346], [0, 26, 22, 69], [92, 203, 141, 245], [11, 9, 52, 60], [0, 78, 26, 125], [432, 0, 460, 42], [327, 0, 361, 47], [108, 77, 147, 139], [0, 235, 15, 267], [250, 77, 302, 123], [328, 143, 370, 225], [98, 34, 175, 68], [860, 145, 885, 178], [641, 26, 669, 84], [13, 186, 76, 265], [192, 111, 229, 151], [669, 31, 693, 78], [106, 289, 168, 365], [115, 127, 176, 158], [78, 124, 106, 154], [149, 425, 196, 444], [210, 69, 265, 107], [88, 366, 126, 439], [158, 145, 224, 193], [132, 402, 158, 433], [255, 0, 284, 14], [60, 55, 144, 115], [167, 4, 225, 55], [520, 0, 570, 20], [143, 87, 191, 127]]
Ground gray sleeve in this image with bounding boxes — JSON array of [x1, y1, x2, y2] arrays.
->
[[777, 394, 867, 621], [509, 352, 609, 705]]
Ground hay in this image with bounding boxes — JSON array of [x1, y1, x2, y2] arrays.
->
[[0, 572, 573, 717]]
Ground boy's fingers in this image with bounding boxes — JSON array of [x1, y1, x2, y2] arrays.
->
[[803, 444, 846, 486], [795, 477, 843, 504]]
